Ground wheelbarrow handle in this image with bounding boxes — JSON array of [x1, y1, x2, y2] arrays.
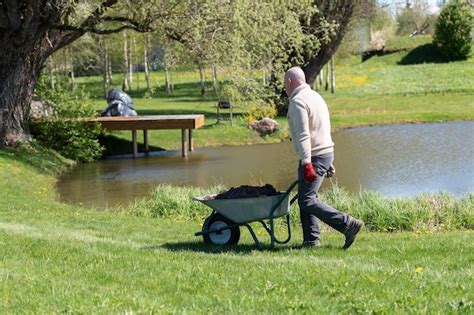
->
[[269, 180, 299, 218]]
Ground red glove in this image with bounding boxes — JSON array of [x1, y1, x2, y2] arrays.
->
[[303, 163, 317, 182]]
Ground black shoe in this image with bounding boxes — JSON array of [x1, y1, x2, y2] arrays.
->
[[302, 239, 321, 248], [343, 218, 363, 250]]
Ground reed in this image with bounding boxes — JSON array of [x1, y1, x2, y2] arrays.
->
[[123, 184, 473, 232]]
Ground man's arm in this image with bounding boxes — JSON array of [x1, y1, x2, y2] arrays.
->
[[289, 100, 312, 164]]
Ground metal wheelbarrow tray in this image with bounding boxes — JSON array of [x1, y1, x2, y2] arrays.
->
[[193, 180, 299, 249]]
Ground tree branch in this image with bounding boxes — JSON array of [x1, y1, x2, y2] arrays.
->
[[80, 0, 119, 30]]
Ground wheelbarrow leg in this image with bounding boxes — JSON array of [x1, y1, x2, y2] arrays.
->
[[242, 223, 264, 250], [267, 214, 292, 246]]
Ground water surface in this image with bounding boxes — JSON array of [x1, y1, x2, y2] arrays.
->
[[58, 121, 474, 208]]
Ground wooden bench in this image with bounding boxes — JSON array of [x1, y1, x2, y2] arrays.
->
[[90, 115, 205, 158]]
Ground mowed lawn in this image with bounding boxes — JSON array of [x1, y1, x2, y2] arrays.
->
[[1, 210, 473, 313], [1, 146, 473, 313]]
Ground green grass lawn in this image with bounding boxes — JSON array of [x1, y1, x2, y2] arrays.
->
[[1, 142, 473, 313], [70, 36, 473, 153]]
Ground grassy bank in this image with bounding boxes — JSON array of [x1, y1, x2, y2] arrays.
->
[[1, 147, 473, 313], [123, 184, 473, 232], [69, 36, 473, 153]]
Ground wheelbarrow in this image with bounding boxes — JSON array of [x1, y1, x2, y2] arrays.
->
[[193, 180, 299, 249]]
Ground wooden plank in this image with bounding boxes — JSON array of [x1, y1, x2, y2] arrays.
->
[[98, 120, 196, 130], [194, 115, 205, 129], [90, 115, 205, 131]]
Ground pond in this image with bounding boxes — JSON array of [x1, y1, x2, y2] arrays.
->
[[58, 121, 474, 209]]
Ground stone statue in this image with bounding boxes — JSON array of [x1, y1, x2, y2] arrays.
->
[[101, 88, 137, 117]]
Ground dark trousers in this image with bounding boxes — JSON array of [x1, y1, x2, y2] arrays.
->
[[298, 153, 349, 243]]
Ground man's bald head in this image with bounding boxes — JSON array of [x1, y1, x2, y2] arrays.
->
[[284, 66, 306, 96]]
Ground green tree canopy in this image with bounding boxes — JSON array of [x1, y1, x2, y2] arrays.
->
[[433, 1, 473, 60]]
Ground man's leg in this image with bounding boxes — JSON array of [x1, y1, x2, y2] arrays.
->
[[298, 154, 350, 234], [299, 169, 324, 244]]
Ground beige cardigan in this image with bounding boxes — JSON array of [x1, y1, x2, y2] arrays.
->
[[287, 83, 334, 164]]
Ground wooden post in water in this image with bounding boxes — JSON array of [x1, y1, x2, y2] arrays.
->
[[143, 130, 149, 153], [132, 129, 138, 158], [181, 129, 187, 157], [188, 129, 193, 151]]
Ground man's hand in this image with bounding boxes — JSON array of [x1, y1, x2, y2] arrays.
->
[[303, 163, 317, 182], [326, 164, 336, 178]]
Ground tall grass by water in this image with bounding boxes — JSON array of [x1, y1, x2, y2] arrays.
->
[[121, 184, 473, 232]]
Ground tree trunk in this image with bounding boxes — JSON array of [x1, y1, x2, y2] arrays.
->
[[49, 60, 56, 91], [144, 35, 151, 91], [165, 66, 172, 94], [122, 32, 130, 92], [132, 33, 139, 91], [0, 61, 40, 142], [0, 23, 74, 143], [302, 1, 355, 86], [128, 33, 133, 87], [318, 68, 323, 87], [325, 62, 329, 91], [198, 61, 206, 96], [70, 66, 75, 94], [100, 39, 110, 98], [211, 64, 218, 96], [331, 56, 335, 94], [107, 54, 113, 85]]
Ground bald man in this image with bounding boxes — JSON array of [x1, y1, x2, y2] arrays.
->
[[285, 66, 363, 249]]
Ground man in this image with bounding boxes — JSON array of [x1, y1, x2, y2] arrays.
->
[[285, 66, 363, 249]]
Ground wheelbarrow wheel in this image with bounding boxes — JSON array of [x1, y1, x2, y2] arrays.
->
[[202, 213, 240, 245]]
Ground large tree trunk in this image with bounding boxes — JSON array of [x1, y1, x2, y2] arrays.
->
[[1, 60, 40, 142], [0, 27, 73, 143], [0, 0, 160, 146], [302, 1, 355, 86]]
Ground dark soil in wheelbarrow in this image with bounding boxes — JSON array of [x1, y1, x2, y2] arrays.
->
[[214, 184, 280, 199]]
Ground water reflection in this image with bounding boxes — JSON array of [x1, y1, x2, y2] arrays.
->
[[58, 121, 474, 208]]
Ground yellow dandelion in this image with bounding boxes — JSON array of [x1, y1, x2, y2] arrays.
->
[[415, 267, 423, 273]]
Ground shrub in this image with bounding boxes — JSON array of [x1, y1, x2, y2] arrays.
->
[[433, 2, 473, 60], [32, 78, 104, 162], [244, 100, 278, 123]]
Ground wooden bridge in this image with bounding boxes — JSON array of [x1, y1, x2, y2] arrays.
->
[[90, 115, 205, 158]]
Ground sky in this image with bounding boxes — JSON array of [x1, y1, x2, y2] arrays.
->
[[378, 0, 444, 14]]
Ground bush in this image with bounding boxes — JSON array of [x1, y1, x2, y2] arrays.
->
[[433, 2, 473, 60], [244, 100, 277, 123], [32, 78, 104, 162]]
